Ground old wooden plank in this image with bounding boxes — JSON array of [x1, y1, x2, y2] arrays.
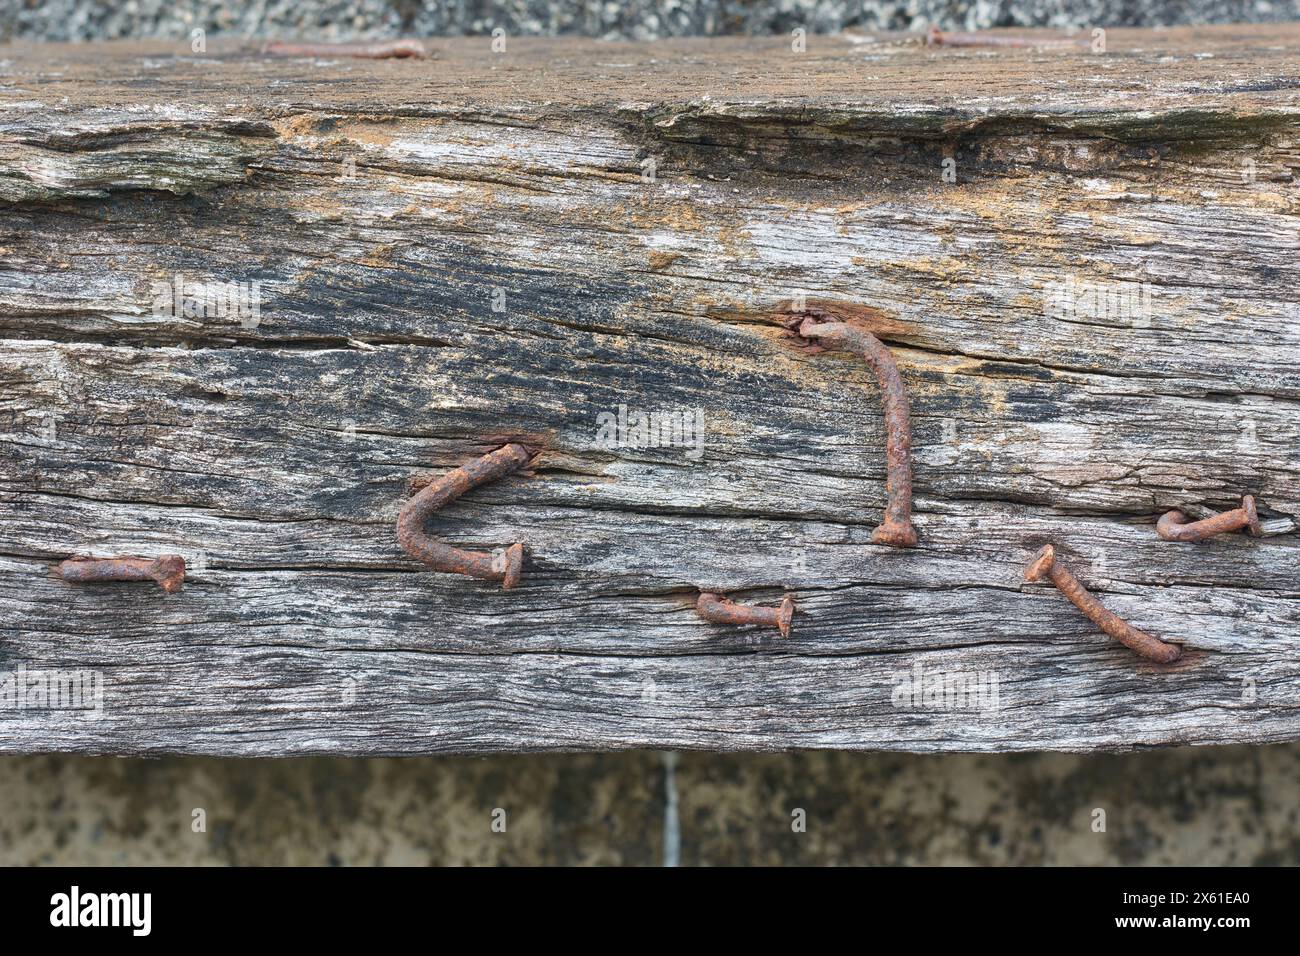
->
[[0, 27, 1297, 753]]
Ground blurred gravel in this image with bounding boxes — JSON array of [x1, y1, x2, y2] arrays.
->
[[3, 0, 1296, 43]]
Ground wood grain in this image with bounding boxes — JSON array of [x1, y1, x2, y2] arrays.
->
[[1, 27, 1297, 753]]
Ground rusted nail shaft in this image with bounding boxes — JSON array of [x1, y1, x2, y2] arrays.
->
[[696, 592, 795, 638], [57, 555, 186, 594], [798, 317, 918, 548], [1024, 544, 1181, 664], [1157, 495, 1261, 542], [396, 443, 531, 589], [927, 26, 1085, 48], [262, 39, 428, 59]]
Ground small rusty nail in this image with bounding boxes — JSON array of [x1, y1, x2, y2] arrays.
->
[[796, 315, 918, 548], [262, 39, 428, 59], [396, 443, 531, 589], [1024, 544, 1181, 664], [57, 555, 186, 594], [696, 592, 795, 638], [1157, 495, 1262, 542], [927, 26, 1085, 48]]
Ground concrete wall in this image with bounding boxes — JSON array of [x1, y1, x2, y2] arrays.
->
[[3, 746, 1297, 865]]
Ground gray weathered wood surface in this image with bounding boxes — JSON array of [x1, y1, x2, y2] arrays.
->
[[1, 27, 1298, 754]]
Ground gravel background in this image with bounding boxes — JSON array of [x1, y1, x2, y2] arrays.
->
[[2, 0, 1297, 43]]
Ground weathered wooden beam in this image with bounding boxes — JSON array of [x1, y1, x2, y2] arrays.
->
[[1, 27, 1298, 754]]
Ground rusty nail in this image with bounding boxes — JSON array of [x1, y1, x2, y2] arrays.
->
[[262, 39, 428, 59], [57, 555, 186, 594], [796, 315, 918, 548], [696, 592, 795, 638], [926, 26, 1085, 48], [1157, 495, 1262, 542], [397, 443, 531, 589], [1024, 544, 1181, 664]]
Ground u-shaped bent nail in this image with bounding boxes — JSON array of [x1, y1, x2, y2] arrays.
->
[[1157, 496, 1261, 542], [396, 443, 531, 589], [795, 315, 918, 548]]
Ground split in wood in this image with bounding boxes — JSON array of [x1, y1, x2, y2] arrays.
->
[[696, 592, 795, 638], [1157, 495, 1262, 542], [397, 443, 531, 589], [1024, 544, 1182, 664], [262, 40, 429, 59], [56, 555, 186, 594], [792, 311, 918, 548]]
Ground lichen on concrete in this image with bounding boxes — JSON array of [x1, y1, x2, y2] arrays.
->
[[2, 747, 1296, 864]]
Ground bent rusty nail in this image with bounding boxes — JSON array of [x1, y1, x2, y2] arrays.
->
[[1157, 495, 1262, 542], [57, 555, 186, 594], [1024, 544, 1181, 664], [397, 443, 531, 589], [796, 316, 918, 548], [696, 592, 795, 638], [262, 39, 428, 59]]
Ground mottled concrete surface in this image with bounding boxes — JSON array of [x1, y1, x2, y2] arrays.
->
[[2, 746, 1297, 865], [0, 753, 663, 866], [2, 0, 1295, 43], [675, 747, 1300, 865]]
